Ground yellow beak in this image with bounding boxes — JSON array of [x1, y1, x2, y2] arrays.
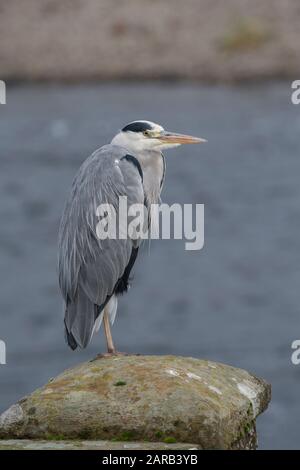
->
[[158, 131, 207, 144]]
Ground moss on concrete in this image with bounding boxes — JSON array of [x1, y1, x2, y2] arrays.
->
[[0, 355, 271, 450]]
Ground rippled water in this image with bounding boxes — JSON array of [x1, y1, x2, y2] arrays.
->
[[0, 83, 299, 449]]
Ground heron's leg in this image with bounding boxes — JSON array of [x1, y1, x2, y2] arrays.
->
[[103, 308, 116, 354]]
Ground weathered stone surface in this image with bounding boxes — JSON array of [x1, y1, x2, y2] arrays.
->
[[0, 355, 271, 450], [0, 439, 200, 450]]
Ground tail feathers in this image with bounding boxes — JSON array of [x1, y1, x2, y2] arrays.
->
[[64, 286, 98, 350], [64, 322, 78, 350], [108, 295, 118, 325], [64, 292, 119, 350], [90, 295, 118, 338], [92, 310, 104, 335]]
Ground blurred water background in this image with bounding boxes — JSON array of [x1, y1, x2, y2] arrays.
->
[[0, 82, 299, 449]]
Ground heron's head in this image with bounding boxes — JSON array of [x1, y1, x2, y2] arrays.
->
[[111, 120, 206, 154]]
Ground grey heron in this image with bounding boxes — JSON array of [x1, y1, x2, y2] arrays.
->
[[58, 120, 206, 354]]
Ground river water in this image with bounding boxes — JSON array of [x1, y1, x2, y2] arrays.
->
[[0, 82, 299, 449]]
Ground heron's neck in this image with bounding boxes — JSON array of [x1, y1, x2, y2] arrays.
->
[[110, 134, 164, 204], [135, 150, 164, 206]]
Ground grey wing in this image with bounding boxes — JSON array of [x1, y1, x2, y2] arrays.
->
[[58, 145, 145, 349]]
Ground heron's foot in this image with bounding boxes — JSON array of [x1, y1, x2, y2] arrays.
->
[[90, 351, 140, 362], [105, 350, 128, 357]]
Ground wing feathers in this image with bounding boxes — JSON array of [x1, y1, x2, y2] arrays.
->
[[58, 145, 145, 349]]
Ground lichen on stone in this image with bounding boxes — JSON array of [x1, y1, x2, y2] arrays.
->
[[0, 355, 271, 449]]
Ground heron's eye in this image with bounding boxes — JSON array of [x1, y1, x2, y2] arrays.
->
[[143, 130, 151, 137]]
